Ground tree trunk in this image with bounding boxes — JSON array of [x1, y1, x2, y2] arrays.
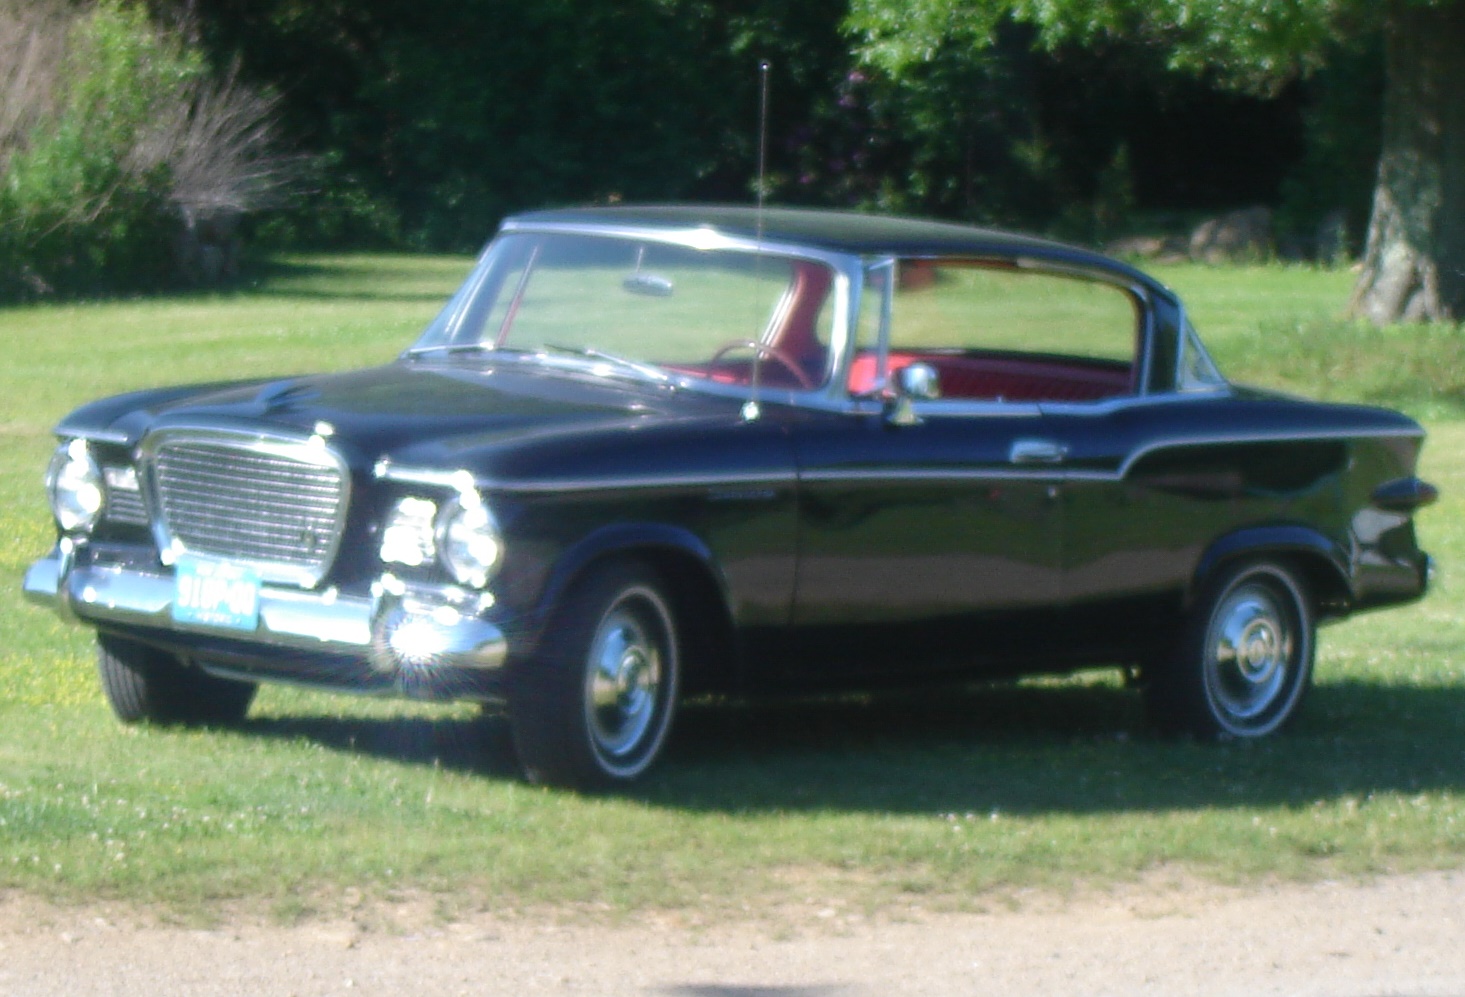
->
[[1349, 1, 1465, 325]]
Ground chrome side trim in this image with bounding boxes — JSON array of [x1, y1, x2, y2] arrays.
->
[[376, 462, 798, 496], [380, 427, 1414, 497], [498, 472, 799, 494], [373, 461, 473, 489], [801, 467, 1066, 484], [1113, 427, 1420, 478], [803, 427, 1421, 486]]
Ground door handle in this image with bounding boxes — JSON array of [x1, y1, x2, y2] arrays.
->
[[1009, 438, 1069, 465]]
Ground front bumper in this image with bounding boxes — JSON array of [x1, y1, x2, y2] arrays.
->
[[23, 541, 509, 699]]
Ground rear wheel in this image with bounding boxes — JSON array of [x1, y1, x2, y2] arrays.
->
[[509, 562, 680, 788], [97, 634, 256, 725], [1147, 560, 1314, 739]]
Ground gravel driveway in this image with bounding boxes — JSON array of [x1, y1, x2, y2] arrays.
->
[[3, 869, 1463, 996]]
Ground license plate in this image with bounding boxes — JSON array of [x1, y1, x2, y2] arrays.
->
[[173, 555, 261, 632]]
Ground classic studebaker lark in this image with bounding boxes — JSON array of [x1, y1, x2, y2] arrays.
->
[[24, 206, 1436, 787]]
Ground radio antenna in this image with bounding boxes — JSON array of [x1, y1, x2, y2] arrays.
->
[[756, 59, 770, 245], [743, 59, 772, 424]]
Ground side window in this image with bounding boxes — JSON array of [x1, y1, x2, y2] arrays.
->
[[1177, 321, 1227, 392], [850, 261, 1140, 403]]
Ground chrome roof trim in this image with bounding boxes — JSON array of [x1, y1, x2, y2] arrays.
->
[[498, 217, 858, 271]]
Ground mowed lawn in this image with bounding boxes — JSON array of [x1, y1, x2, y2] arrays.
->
[[1, 256, 1462, 918]]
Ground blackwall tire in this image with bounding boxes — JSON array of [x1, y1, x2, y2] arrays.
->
[[97, 634, 256, 725], [509, 562, 680, 789], [1147, 560, 1315, 739]]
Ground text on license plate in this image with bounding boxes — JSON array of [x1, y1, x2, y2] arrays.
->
[[172, 556, 261, 632]]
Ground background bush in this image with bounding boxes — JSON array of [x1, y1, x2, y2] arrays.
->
[[0, 0, 291, 300]]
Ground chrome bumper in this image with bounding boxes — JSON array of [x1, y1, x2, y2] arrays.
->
[[23, 543, 508, 679]]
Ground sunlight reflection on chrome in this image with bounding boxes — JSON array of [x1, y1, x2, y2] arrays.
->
[[388, 617, 454, 669]]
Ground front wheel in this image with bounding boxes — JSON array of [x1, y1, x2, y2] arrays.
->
[[509, 562, 680, 788], [98, 634, 257, 726], [1146, 560, 1315, 739]]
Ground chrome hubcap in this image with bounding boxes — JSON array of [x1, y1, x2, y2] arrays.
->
[[1208, 584, 1292, 721], [586, 603, 662, 759]]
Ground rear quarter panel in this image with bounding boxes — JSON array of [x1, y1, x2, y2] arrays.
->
[[1050, 391, 1429, 660]]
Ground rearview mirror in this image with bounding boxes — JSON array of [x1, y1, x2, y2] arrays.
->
[[622, 272, 675, 297]]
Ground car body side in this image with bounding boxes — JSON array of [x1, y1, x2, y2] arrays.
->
[[33, 350, 1429, 698]]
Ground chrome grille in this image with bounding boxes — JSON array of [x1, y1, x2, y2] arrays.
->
[[147, 434, 349, 587], [102, 470, 148, 527]]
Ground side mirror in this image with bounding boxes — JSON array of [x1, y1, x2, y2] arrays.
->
[[885, 362, 939, 426], [896, 362, 940, 400]]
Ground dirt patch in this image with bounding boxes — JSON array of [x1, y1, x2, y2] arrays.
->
[[2, 869, 1463, 996]]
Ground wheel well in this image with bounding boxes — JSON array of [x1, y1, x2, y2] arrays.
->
[[563, 547, 738, 697], [1198, 549, 1352, 621]]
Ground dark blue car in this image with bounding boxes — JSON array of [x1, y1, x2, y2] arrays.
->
[[25, 206, 1436, 787]]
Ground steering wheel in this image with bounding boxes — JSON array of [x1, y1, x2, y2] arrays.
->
[[708, 339, 815, 390]]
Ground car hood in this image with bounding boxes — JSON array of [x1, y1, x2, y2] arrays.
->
[[58, 360, 733, 469]]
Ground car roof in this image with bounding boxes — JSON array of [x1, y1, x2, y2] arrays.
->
[[504, 204, 1167, 295]]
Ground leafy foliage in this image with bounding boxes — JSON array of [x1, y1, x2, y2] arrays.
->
[[846, 0, 1380, 92], [186, 0, 859, 249], [0, 1, 292, 299]]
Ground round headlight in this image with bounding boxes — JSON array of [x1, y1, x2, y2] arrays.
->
[[46, 439, 104, 534], [436, 492, 502, 588]]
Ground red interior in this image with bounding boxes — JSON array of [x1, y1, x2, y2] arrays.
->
[[663, 260, 835, 389], [656, 255, 1133, 403], [847, 351, 1131, 402]]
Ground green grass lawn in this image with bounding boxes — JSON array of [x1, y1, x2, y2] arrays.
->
[[1, 257, 1462, 919]]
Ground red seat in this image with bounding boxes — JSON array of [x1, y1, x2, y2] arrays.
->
[[847, 351, 1129, 402]]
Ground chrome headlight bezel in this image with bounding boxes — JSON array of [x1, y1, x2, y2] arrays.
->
[[46, 439, 105, 534], [435, 490, 503, 589]]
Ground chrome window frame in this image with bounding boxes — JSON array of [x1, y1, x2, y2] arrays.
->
[[849, 253, 1161, 419], [1173, 303, 1229, 394], [419, 220, 863, 412]]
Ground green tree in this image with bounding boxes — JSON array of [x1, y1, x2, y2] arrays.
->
[[177, 0, 855, 249], [848, 0, 1465, 325]]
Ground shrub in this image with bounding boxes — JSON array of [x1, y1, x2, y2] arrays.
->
[[0, 1, 293, 299]]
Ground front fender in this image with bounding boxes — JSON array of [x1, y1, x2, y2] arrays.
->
[[534, 521, 729, 624]]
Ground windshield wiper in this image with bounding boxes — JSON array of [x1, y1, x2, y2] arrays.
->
[[407, 342, 671, 385], [538, 343, 669, 384], [402, 342, 493, 358]]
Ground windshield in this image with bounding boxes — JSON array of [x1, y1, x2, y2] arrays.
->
[[413, 232, 837, 390]]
